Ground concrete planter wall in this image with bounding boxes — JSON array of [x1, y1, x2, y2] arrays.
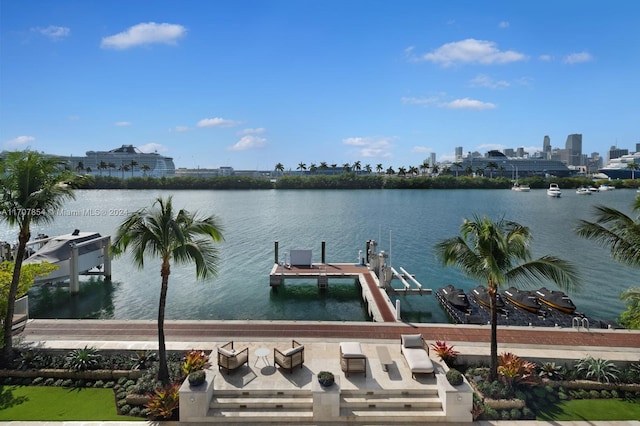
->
[[178, 369, 215, 422], [436, 372, 473, 423]]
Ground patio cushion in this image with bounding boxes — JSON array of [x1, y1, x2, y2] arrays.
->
[[340, 341, 364, 358], [283, 345, 304, 356], [401, 334, 423, 348], [218, 347, 236, 357], [402, 347, 434, 374]]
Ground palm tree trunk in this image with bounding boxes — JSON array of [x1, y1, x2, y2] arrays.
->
[[2, 228, 30, 365], [157, 263, 170, 385], [488, 278, 498, 381]]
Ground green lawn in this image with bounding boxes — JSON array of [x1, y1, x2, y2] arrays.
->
[[0, 385, 140, 421], [537, 398, 640, 421]]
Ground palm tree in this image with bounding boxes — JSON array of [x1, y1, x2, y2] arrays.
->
[[319, 162, 328, 171], [619, 287, 640, 329], [397, 166, 407, 177], [130, 160, 138, 177], [465, 165, 473, 176], [98, 160, 108, 176], [386, 166, 395, 175], [0, 151, 76, 363], [297, 162, 306, 173], [119, 163, 130, 179], [453, 162, 462, 177], [141, 164, 151, 177], [274, 163, 285, 176], [627, 163, 639, 180], [353, 161, 361, 173], [575, 196, 640, 268], [112, 196, 224, 384], [342, 162, 351, 173], [435, 215, 578, 380], [108, 162, 116, 176], [486, 161, 498, 178], [309, 163, 317, 174], [364, 164, 372, 174], [75, 161, 85, 173], [408, 166, 419, 177], [431, 164, 439, 176], [376, 163, 383, 174], [421, 159, 430, 176]]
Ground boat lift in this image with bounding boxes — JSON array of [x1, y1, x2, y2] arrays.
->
[[366, 239, 431, 296], [69, 236, 112, 294]]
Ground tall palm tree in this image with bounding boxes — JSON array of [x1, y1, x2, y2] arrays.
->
[[376, 163, 383, 174], [0, 151, 76, 363], [486, 161, 498, 178], [274, 163, 285, 176], [627, 162, 639, 180], [319, 162, 328, 171], [575, 196, 640, 268], [342, 162, 351, 173], [112, 196, 224, 384], [141, 164, 151, 177], [297, 162, 306, 173], [130, 160, 138, 177], [435, 215, 578, 380], [364, 164, 372, 174], [421, 159, 430, 176], [453, 162, 462, 178], [353, 161, 361, 173], [98, 160, 108, 176]]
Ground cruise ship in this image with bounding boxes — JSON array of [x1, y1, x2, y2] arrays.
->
[[458, 150, 575, 178], [598, 152, 640, 179], [64, 145, 175, 178]]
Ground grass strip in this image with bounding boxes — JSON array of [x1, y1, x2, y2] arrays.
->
[[537, 398, 640, 421], [0, 385, 140, 421]]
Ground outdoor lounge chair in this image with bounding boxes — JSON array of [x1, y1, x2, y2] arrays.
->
[[340, 341, 367, 377], [217, 341, 249, 374], [400, 334, 434, 379], [274, 339, 305, 373]]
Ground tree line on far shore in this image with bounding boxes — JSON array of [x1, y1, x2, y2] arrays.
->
[[77, 174, 640, 191]]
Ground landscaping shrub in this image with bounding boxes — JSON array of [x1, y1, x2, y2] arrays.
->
[[146, 383, 180, 420], [131, 350, 157, 370], [575, 356, 620, 383], [539, 361, 565, 380], [483, 405, 499, 420], [64, 346, 102, 371], [522, 407, 535, 419], [181, 350, 210, 376], [431, 341, 459, 366], [500, 409, 511, 420], [589, 390, 601, 399], [188, 370, 206, 387]]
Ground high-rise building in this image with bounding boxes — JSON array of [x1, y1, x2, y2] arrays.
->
[[636, 143, 640, 153], [430, 152, 436, 166], [565, 134, 582, 166], [516, 147, 525, 158], [455, 146, 463, 161], [608, 146, 628, 160], [543, 136, 551, 159], [503, 148, 515, 157]]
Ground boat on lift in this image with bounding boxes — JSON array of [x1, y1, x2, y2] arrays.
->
[[23, 230, 106, 284], [503, 287, 541, 313], [472, 285, 505, 309], [439, 285, 470, 312], [535, 287, 576, 313]]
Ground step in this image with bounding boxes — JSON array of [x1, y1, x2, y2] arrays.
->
[[341, 408, 446, 423], [212, 396, 313, 409], [341, 395, 441, 409], [208, 407, 313, 423]]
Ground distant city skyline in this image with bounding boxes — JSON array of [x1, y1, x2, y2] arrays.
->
[[1, 1, 638, 170]]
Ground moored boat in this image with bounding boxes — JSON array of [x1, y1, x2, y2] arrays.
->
[[547, 183, 561, 197], [535, 287, 576, 313], [576, 187, 592, 195], [23, 230, 106, 284], [439, 285, 470, 312], [503, 287, 540, 313], [511, 183, 531, 192], [471, 285, 505, 309]]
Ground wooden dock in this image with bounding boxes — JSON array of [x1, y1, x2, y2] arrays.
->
[[269, 263, 398, 322]]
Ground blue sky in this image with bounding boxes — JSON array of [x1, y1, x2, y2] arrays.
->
[[1, 0, 638, 170]]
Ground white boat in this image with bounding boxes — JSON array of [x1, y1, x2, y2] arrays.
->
[[23, 230, 107, 284], [588, 186, 599, 193], [547, 183, 561, 197], [576, 187, 592, 195], [599, 184, 615, 191], [511, 183, 530, 192]]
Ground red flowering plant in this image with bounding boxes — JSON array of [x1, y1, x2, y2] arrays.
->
[[430, 340, 460, 367], [498, 352, 539, 387], [181, 349, 210, 376]]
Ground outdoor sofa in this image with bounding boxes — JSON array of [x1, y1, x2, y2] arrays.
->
[[340, 341, 367, 376], [217, 341, 249, 374]]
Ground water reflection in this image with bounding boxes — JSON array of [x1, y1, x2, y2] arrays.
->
[[28, 278, 116, 319]]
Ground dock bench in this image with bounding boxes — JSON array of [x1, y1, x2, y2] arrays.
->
[[376, 345, 393, 371]]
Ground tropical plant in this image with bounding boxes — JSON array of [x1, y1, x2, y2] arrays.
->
[[131, 350, 157, 370], [576, 197, 640, 328], [181, 349, 210, 375], [430, 340, 459, 366], [435, 215, 578, 380], [146, 383, 180, 420], [497, 352, 538, 386], [112, 196, 223, 384], [538, 361, 565, 380], [64, 346, 102, 371], [317, 370, 335, 386], [0, 150, 76, 363], [575, 356, 620, 383], [16, 348, 44, 370]]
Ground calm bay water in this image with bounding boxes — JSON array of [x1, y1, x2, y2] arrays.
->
[[4, 188, 637, 324]]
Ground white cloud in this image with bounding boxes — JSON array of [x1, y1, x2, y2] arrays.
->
[[417, 38, 526, 66], [197, 117, 240, 128], [539, 54, 552, 62], [343, 136, 394, 158], [239, 127, 266, 135], [227, 135, 267, 151], [442, 98, 496, 110], [401, 96, 439, 106], [563, 51, 593, 64], [115, 121, 131, 126], [101, 22, 186, 50], [499, 21, 510, 28], [32, 25, 70, 41], [137, 142, 168, 153], [468, 74, 510, 89], [5, 135, 35, 147], [173, 126, 190, 132], [411, 146, 432, 154]]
